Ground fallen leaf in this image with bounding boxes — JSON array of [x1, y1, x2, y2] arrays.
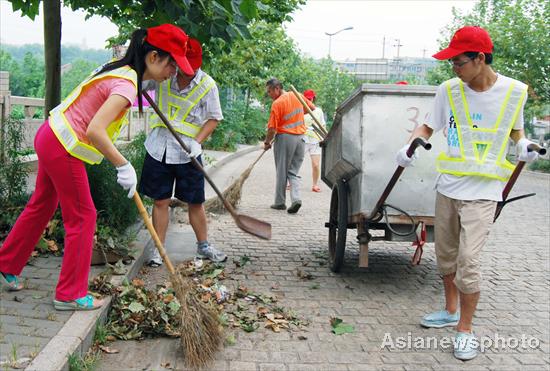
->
[[99, 345, 119, 354], [298, 335, 308, 340], [297, 269, 314, 280], [225, 334, 236, 346], [132, 278, 145, 288], [46, 240, 58, 252], [330, 317, 354, 335]]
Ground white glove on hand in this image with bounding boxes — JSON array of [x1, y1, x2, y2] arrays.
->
[[396, 144, 418, 168], [188, 139, 202, 158], [517, 138, 539, 163], [116, 162, 137, 198]]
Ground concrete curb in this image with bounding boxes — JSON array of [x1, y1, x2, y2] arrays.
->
[[25, 144, 260, 371]]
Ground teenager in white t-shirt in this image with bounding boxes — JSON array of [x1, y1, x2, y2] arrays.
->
[[396, 26, 539, 361]]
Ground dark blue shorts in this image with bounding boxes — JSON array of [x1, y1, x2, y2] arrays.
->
[[139, 152, 205, 204]]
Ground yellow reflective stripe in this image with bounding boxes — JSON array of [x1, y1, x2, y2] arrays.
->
[[48, 66, 136, 164], [440, 79, 526, 181], [149, 75, 215, 138], [180, 78, 215, 120]]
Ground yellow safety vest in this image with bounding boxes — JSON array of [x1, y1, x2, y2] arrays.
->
[[49, 65, 137, 165], [436, 78, 527, 181], [149, 74, 216, 138]]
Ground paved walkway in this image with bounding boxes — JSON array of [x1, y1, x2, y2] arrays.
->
[[98, 149, 550, 370], [0, 145, 258, 370]]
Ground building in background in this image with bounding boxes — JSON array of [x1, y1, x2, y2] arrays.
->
[[337, 57, 438, 84]]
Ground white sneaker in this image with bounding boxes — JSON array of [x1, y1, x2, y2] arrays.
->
[[197, 244, 227, 263], [146, 244, 163, 267]]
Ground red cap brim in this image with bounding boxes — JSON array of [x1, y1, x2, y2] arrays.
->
[[432, 46, 464, 60], [174, 54, 194, 76]]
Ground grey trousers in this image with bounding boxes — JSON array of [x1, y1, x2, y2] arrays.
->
[[273, 133, 305, 205]]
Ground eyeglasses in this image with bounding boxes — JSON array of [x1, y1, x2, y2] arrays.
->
[[448, 58, 474, 68]]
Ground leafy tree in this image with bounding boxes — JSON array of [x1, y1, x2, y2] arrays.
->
[[426, 0, 549, 123], [7, 0, 304, 116], [61, 59, 97, 99], [0, 51, 44, 97]]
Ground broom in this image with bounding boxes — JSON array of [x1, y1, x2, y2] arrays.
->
[[203, 146, 269, 212], [133, 193, 221, 368]]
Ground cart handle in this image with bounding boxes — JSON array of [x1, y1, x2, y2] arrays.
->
[[407, 137, 432, 158], [494, 142, 546, 222], [367, 137, 432, 222]]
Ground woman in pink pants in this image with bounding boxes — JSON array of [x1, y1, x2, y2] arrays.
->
[[0, 24, 195, 311]]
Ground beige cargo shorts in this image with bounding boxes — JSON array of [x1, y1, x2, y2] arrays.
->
[[434, 192, 497, 294]]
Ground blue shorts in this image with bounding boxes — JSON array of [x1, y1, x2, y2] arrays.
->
[[139, 152, 205, 204]]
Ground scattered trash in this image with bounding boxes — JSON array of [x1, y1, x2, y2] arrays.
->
[[214, 284, 230, 304], [193, 257, 204, 270]]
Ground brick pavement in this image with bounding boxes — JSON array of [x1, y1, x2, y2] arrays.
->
[[99, 150, 549, 370], [203, 151, 550, 370]]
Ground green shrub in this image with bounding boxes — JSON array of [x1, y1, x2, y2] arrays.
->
[[529, 158, 550, 173], [205, 100, 267, 151], [86, 132, 147, 255], [0, 115, 31, 240]]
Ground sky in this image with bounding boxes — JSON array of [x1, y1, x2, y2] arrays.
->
[[0, 0, 476, 60]]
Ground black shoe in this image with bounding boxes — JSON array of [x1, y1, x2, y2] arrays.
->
[[287, 201, 302, 214], [270, 203, 286, 210]]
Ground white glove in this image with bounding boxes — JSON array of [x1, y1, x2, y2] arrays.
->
[[116, 162, 137, 198], [517, 138, 539, 163], [396, 144, 418, 168], [188, 139, 202, 158]]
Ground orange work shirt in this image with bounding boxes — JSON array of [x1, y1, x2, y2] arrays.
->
[[267, 91, 315, 135]]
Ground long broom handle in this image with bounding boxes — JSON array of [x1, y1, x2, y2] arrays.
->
[[289, 85, 328, 139], [133, 192, 176, 275], [142, 90, 239, 219]]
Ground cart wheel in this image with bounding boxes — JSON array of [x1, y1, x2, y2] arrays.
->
[[328, 179, 348, 272]]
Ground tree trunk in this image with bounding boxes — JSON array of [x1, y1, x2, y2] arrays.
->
[[43, 0, 61, 118]]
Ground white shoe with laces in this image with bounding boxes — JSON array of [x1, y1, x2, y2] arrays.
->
[[197, 243, 227, 263], [146, 244, 163, 267]]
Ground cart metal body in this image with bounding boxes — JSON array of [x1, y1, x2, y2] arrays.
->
[[321, 83, 445, 271]]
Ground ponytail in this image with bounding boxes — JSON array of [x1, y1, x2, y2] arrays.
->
[[94, 29, 170, 114]]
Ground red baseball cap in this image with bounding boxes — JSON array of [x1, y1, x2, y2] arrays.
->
[[145, 24, 194, 75], [303, 89, 316, 101], [432, 26, 493, 60], [186, 38, 203, 71]]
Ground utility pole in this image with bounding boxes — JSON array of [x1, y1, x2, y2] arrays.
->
[[422, 48, 428, 58], [382, 36, 386, 59], [394, 38, 403, 59]]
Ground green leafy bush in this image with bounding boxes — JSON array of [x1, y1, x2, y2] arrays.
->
[[205, 100, 267, 151], [0, 115, 31, 240], [529, 158, 550, 173], [86, 133, 147, 254]]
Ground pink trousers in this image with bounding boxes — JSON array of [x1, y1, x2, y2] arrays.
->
[[0, 122, 96, 301]]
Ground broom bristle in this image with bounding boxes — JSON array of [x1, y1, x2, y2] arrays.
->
[[203, 167, 253, 213], [170, 274, 222, 369]]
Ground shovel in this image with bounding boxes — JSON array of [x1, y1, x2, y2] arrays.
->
[[493, 143, 546, 222], [142, 90, 272, 240]]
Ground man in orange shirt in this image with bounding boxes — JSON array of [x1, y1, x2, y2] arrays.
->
[[263, 78, 315, 214]]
